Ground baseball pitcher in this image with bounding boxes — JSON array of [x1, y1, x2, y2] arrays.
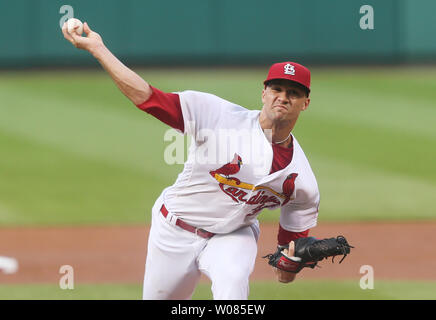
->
[[62, 21, 353, 300]]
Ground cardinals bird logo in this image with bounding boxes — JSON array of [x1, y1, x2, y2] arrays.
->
[[281, 173, 298, 206], [209, 153, 243, 179], [210, 154, 299, 209]]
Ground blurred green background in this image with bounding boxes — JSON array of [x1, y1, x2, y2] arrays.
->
[[1, 0, 435, 300], [2, 0, 436, 67]]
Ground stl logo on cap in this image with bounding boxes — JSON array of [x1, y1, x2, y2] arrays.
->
[[284, 63, 295, 75]]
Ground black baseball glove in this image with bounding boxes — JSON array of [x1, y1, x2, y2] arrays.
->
[[263, 235, 353, 273]]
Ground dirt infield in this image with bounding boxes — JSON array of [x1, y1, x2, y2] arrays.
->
[[1, 222, 436, 284]]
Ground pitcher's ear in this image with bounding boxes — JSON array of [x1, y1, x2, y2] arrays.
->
[[302, 98, 310, 111]]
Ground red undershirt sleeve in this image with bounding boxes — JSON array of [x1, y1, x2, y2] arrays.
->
[[135, 86, 184, 133], [277, 224, 310, 246]]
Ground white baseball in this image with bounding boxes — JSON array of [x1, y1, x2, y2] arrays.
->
[[67, 18, 83, 36]]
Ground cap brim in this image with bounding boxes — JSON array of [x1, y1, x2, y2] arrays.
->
[[263, 78, 310, 94]]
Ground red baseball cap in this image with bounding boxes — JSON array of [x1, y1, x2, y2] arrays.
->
[[264, 62, 311, 94]]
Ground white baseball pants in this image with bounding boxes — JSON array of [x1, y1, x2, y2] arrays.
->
[[142, 196, 259, 300]]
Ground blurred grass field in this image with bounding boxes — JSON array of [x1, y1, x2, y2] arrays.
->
[[1, 280, 436, 300], [0, 67, 435, 225]]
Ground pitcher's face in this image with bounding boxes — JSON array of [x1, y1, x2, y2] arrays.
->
[[261, 80, 310, 123]]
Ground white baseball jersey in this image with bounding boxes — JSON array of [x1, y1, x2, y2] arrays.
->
[[159, 90, 320, 234]]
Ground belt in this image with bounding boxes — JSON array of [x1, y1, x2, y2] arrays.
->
[[160, 204, 215, 239]]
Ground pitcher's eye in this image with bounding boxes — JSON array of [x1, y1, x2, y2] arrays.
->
[[288, 89, 302, 98]]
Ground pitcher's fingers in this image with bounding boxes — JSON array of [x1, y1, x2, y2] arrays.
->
[[288, 241, 295, 256], [83, 22, 91, 35], [69, 32, 82, 46]]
